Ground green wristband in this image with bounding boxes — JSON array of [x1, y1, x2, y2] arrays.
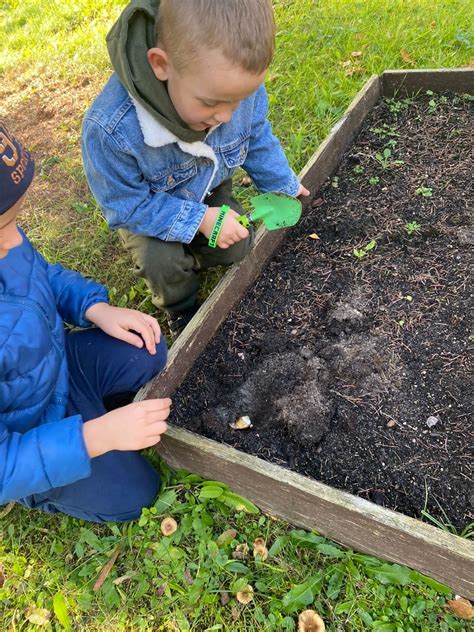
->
[[208, 205, 230, 248]]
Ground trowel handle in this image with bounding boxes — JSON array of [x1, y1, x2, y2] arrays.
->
[[236, 214, 251, 228]]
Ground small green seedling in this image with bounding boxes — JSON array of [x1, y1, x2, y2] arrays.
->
[[403, 295, 413, 302], [353, 239, 376, 259], [369, 176, 380, 186], [375, 148, 404, 169], [353, 165, 365, 175], [370, 124, 399, 139], [415, 186, 433, 197], [405, 221, 421, 235], [385, 97, 412, 116]]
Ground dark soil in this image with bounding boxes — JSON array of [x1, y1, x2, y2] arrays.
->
[[171, 92, 473, 530]]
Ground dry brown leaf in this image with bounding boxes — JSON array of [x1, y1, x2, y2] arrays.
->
[[469, 59, 474, 68], [386, 419, 397, 428], [308, 233, 320, 240], [446, 597, 474, 619], [253, 537, 269, 561], [183, 568, 194, 585], [160, 516, 178, 536], [93, 544, 121, 592], [221, 590, 230, 605], [156, 584, 166, 598], [236, 584, 254, 604], [0, 563, 5, 588], [351, 50, 363, 58], [430, 20, 437, 29], [298, 609, 326, 631], [400, 50, 415, 66], [216, 528, 238, 546]]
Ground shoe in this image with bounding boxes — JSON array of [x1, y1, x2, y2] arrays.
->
[[166, 306, 198, 340]]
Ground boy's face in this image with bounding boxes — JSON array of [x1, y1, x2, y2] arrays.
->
[[0, 196, 23, 259], [148, 48, 266, 131]]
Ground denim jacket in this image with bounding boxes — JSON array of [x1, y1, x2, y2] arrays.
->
[[82, 74, 299, 243]]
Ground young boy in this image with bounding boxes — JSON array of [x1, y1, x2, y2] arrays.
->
[[0, 122, 171, 523], [82, 0, 309, 338]]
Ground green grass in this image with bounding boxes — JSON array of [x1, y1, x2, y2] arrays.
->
[[0, 0, 473, 629], [1, 465, 470, 631]]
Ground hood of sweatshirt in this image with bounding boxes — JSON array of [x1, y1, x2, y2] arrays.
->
[[106, 0, 206, 143]]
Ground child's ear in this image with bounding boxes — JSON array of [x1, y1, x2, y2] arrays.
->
[[147, 47, 170, 81]]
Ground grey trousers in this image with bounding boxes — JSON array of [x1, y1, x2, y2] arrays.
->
[[119, 180, 254, 313]]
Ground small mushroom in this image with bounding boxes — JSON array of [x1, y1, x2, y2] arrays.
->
[[298, 609, 326, 632], [160, 516, 178, 536], [253, 537, 268, 561], [229, 415, 253, 430], [236, 584, 254, 604]]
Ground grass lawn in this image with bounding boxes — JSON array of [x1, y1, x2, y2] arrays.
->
[[0, 0, 472, 629]]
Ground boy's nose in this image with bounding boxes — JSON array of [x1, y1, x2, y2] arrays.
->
[[214, 109, 233, 124]]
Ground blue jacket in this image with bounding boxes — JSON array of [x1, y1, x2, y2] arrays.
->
[[82, 75, 299, 243], [0, 231, 108, 503]]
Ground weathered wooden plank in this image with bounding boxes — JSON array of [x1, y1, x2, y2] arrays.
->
[[382, 68, 474, 97], [137, 75, 381, 400], [157, 426, 474, 599]]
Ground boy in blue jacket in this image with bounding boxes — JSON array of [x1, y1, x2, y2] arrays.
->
[[0, 122, 171, 522], [82, 0, 309, 338]]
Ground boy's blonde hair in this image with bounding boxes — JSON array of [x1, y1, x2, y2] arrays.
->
[[155, 0, 275, 74]]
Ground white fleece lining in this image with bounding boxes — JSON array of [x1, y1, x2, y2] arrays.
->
[[131, 97, 218, 201]]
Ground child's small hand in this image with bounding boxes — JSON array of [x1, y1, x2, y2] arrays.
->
[[297, 183, 310, 197], [85, 303, 161, 354], [200, 206, 249, 249], [83, 398, 171, 457]]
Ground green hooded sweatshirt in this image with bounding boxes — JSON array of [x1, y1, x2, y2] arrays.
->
[[106, 0, 206, 144]]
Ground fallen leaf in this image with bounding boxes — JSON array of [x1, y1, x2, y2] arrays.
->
[[183, 568, 194, 585], [469, 59, 474, 68], [221, 591, 230, 605], [160, 516, 178, 536], [308, 233, 320, 240], [0, 563, 5, 588], [446, 597, 474, 619], [26, 607, 51, 626], [236, 584, 254, 604], [351, 50, 362, 58], [217, 528, 238, 547], [93, 544, 122, 592], [0, 501, 15, 518], [113, 573, 136, 585], [386, 419, 397, 428], [156, 584, 166, 598], [400, 50, 415, 66], [298, 609, 326, 631]]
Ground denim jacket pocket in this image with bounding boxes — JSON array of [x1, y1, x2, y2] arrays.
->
[[150, 161, 197, 193], [221, 138, 250, 169]]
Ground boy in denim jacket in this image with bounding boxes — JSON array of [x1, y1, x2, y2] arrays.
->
[[82, 0, 309, 337], [0, 123, 170, 522]]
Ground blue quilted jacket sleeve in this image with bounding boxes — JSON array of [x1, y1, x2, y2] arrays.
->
[[46, 260, 109, 326], [0, 416, 92, 504]]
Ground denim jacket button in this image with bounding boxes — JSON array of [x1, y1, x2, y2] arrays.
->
[[167, 175, 175, 186]]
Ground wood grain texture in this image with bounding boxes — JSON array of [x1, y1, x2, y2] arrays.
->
[[157, 426, 474, 599], [382, 68, 474, 97]]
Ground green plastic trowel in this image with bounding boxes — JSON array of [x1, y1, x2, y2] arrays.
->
[[236, 192, 302, 231]]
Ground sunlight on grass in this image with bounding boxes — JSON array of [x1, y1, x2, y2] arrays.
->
[[0, 1, 473, 628]]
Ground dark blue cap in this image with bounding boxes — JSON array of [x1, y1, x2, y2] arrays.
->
[[0, 121, 35, 215]]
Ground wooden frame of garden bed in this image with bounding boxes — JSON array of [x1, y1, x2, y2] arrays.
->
[[138, 69, 474, 598]]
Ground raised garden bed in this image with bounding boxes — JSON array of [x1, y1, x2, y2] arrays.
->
[[138, 70, 474, 598]]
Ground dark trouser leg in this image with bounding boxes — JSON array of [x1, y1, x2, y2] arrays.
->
[[18, 329, 167, 523], [119, 179, 254, 313]]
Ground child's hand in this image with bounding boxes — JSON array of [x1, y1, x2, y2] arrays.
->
[[83, 399, 171, 457], [85, 303, 161, 354], [297, 183, 310, 197], [199, 206, 249, 249]]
